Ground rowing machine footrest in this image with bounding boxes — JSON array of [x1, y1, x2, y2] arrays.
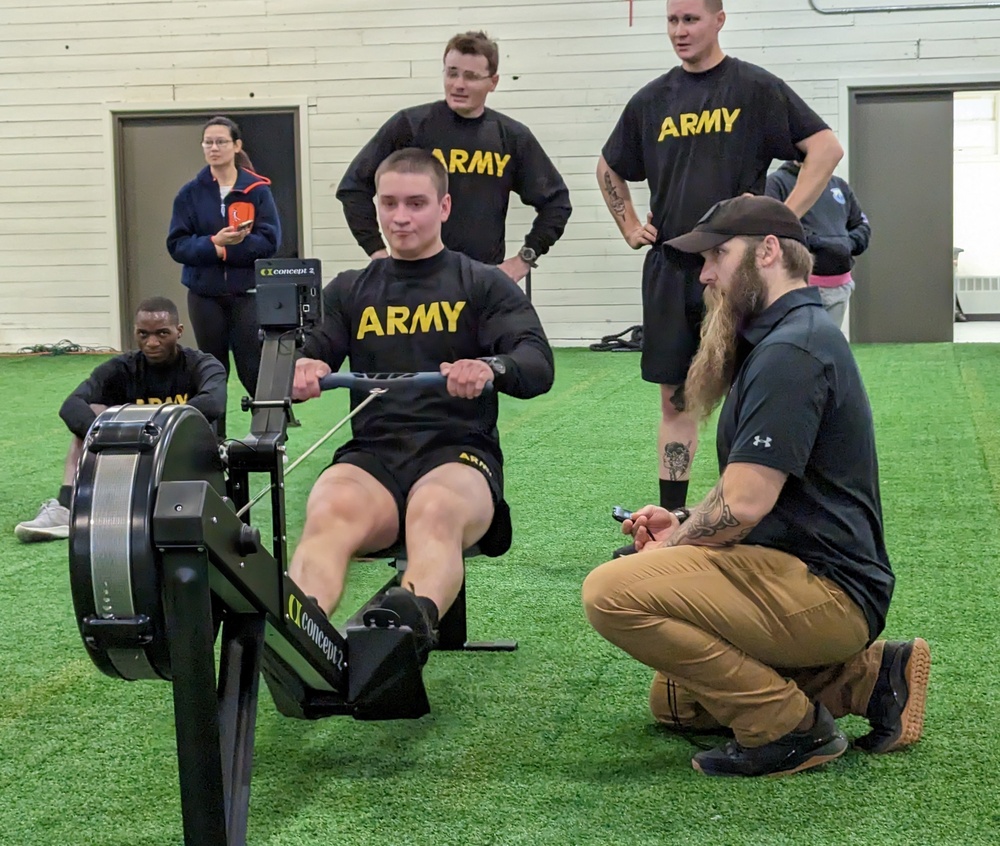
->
[[346, 621, 430, 721]]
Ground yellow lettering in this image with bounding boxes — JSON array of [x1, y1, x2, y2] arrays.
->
[[409, 302, 443, 333], [175, 393, 189, 404], [722, 107, 741, 132], [440, 300, 466, 332], [431, 148, 447, 168], [449, 148, 469, 173], [136, 398, 146, 405], [288, 595, 302, 627], [696, 109, 722, 134], [357, 306, 384, 339], [468, 150, 494, 175], [386, 305, 410, 335], [657, 116, 679, 141], [493, 153, 511, 178], [680, 112, 699, 136], [148, 398, 162, 405]]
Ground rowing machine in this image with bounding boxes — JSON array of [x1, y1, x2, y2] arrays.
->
[[68, 259, 515, 846]]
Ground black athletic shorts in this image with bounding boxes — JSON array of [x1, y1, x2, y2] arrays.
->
[[640, 246, 707, 385], [330, 442, 512, 557]]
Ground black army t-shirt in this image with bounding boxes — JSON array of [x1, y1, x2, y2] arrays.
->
[[304, 250, 554, 462], [602, 57, 829, 242], [337, 101, 570, 264], [59, 347, 227, 440], [715, 287, 894, 641]]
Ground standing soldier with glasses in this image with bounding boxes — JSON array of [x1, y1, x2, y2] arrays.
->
[[337, 31, 572, 285]]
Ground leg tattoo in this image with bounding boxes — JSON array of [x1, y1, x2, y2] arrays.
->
[[669, 384, 686, 413], [662, 441, 692, 481]]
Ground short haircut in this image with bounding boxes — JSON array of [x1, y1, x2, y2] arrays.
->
[[703, 0, 724, 11], [443, 30, 499, 76], [374, 148, 449, 200], [742, 236, 814, 282], [777, 237, 814, 281], [135, 297, 180, 324]]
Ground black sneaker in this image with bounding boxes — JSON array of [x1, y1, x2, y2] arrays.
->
[[855, 637, 930, 753], [691, 703, 847, 777], [377, 587, 440, 665], [612, 542, 638, 558]]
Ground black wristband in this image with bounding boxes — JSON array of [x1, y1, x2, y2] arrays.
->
[[671, 507, 691, 524]]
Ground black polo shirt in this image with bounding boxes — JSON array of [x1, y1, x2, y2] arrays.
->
[[716, 286, 894, 641]]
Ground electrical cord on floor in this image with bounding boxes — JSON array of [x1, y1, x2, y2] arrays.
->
[[16, 339, 117, 356]]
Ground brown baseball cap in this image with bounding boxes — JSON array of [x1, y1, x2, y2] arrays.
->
[[666, 195, 806, 254]]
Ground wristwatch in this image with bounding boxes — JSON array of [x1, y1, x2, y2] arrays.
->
[[481, 356, 507, 376], [671, 507, 691, 524], [518, 245, 538, 268]]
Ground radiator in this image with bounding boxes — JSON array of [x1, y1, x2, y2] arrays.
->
[[955, 276, 1000, 314]]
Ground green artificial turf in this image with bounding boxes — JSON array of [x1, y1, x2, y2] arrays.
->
[[1, 345, 998, 845]]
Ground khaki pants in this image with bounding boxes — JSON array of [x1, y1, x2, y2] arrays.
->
[[583, 544, 883, 746]]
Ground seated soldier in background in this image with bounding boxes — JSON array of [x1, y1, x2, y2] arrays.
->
[[293, 148, 554, 661], [15, 297, 227, 542]]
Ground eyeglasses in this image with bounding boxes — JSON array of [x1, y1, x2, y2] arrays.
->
[[201, 139, 234, 149], [443, 67, 492, 83]]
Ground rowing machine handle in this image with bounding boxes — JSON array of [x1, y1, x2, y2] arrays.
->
[[318, 372, 493, 393]]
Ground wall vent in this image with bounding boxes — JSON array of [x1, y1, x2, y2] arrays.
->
[[955, 276, 1000, 314]]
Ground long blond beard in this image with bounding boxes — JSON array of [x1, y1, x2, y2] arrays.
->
[[685, 249, 766, 421], [685, 288, 740, 421]]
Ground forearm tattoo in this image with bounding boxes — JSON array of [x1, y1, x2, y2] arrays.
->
[[665, 480, 753, 547], [662, 441, 692, 481], [603, 171, 627, 220]]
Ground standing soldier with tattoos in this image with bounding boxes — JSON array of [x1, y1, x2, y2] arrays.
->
[[584, 196, 929, 778], [597, 0, 842, 545]]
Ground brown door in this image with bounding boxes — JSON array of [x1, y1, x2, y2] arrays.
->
[[116, 111, 300, 349], [118, 121, 203, 345]]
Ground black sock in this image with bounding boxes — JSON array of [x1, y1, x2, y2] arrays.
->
[[58, 485, 73, 509], [659, 479, 689, 510], [415, 595, 440, 629]]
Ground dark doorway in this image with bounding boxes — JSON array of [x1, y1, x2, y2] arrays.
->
[[115, 109, 300, 349], [849, 90, 954, 343]]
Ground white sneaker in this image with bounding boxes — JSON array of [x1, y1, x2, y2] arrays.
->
[[15, 498, 70, 542]]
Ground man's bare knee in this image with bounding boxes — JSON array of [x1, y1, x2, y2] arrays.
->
[[301, 467, 397, 548], [305, 479, 367, 524], [406, 464, 493, 548], [406, 489, 465, 542]]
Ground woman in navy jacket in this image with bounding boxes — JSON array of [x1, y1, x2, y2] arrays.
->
[[167, 115, 281, 438]]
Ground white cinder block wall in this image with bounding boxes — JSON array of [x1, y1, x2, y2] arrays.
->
[[1, 0, 999, 350]]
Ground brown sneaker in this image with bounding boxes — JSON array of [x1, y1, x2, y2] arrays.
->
[[856, 638, 930, 753]]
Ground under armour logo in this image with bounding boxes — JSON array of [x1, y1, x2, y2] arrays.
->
[[753, 436, 772, 448]]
